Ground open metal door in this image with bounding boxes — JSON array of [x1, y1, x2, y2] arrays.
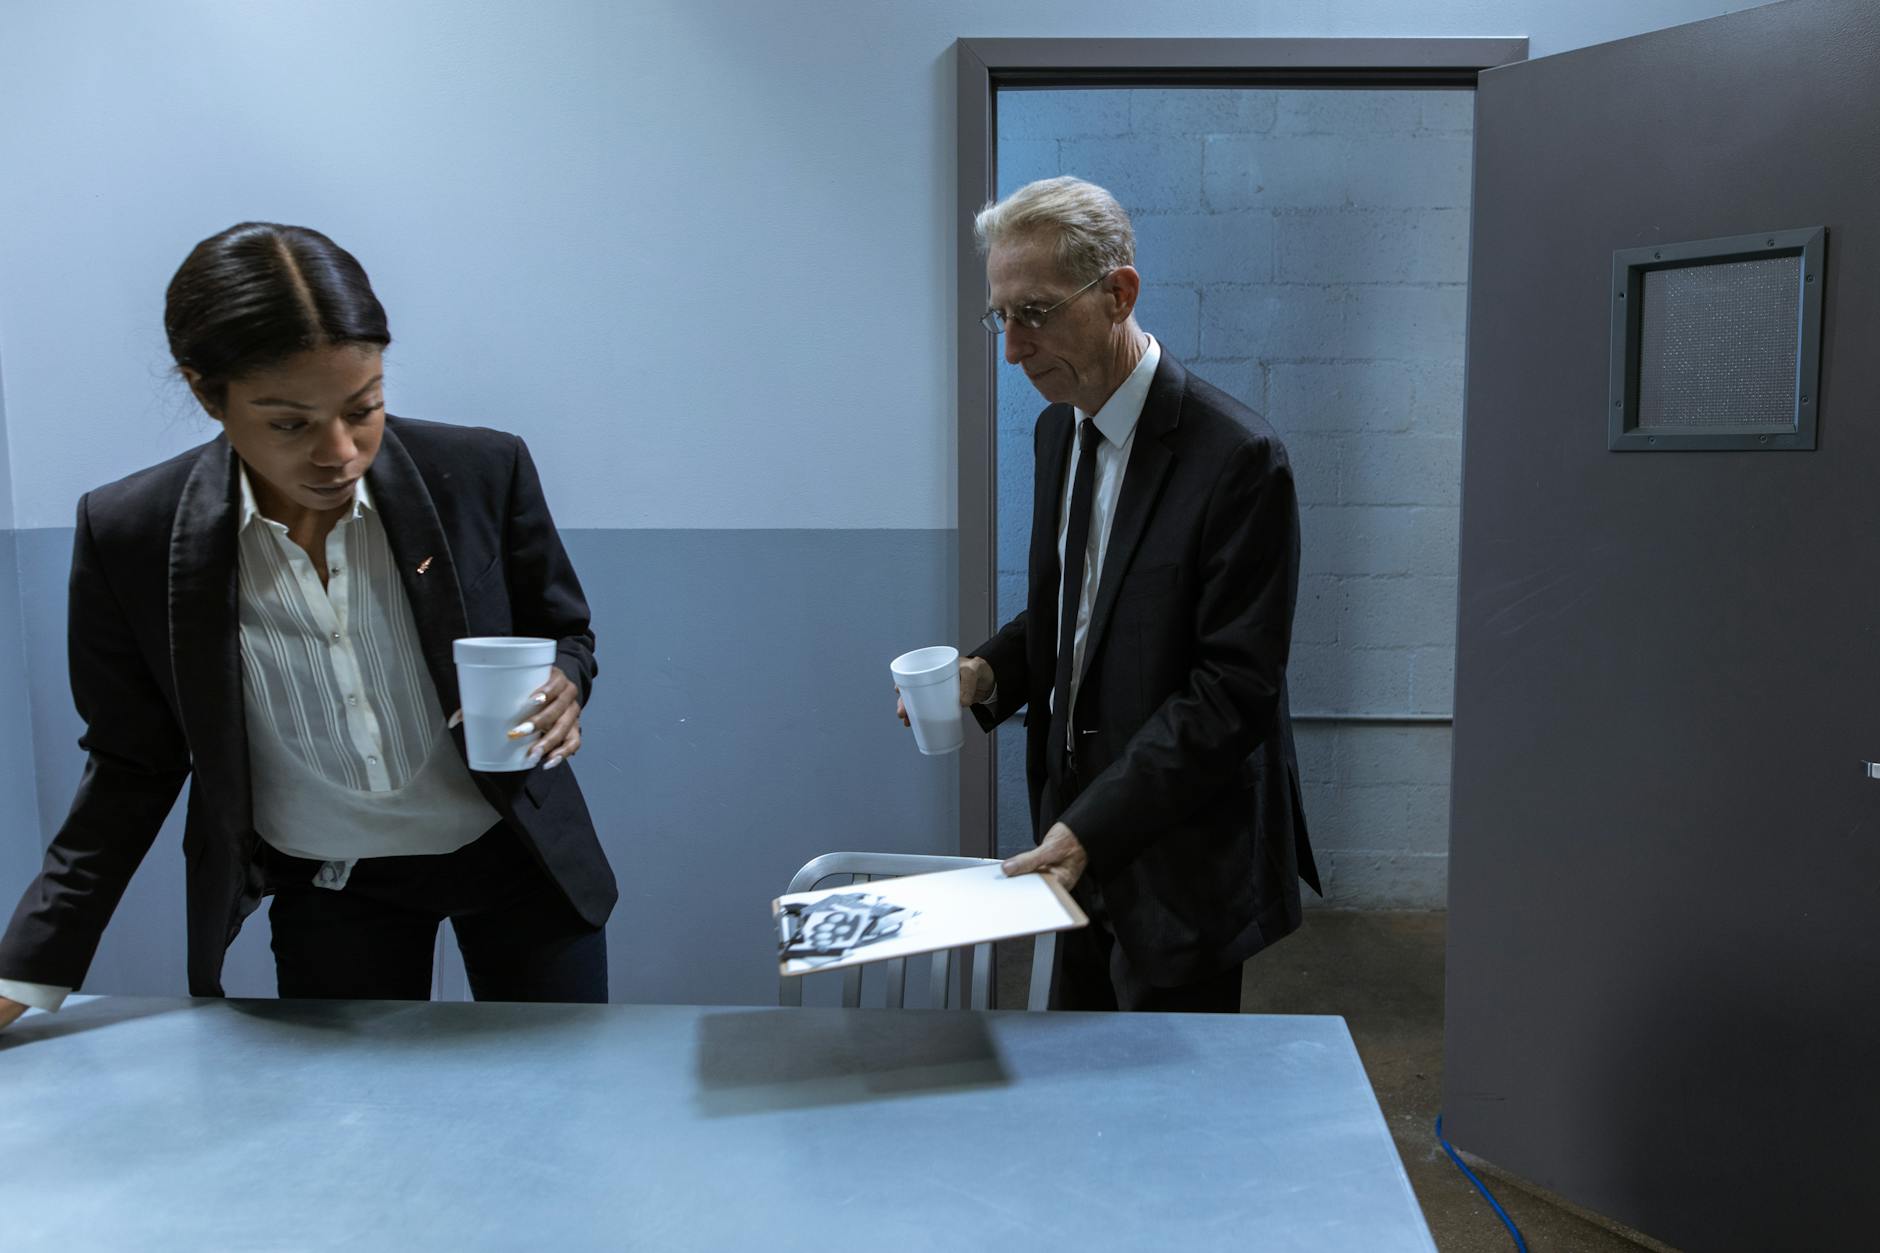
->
[[1446, 0, 1880, 1247]]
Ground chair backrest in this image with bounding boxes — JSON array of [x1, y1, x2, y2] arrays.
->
[[777, 852, 1055, 1012]]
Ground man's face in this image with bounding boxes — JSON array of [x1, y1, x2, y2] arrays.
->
[[985, 235, 1124, 410]]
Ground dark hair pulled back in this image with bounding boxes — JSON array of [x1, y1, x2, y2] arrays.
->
[[164, 222, 390, 407]]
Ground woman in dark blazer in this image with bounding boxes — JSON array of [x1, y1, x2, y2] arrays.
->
[[0, 223, 616, 1030]]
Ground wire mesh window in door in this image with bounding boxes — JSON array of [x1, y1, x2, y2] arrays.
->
[[1637, 256, 1800, 429], [1608, 227, 1824, 451]]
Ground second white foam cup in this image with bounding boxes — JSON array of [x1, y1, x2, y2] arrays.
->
[[891, 645, 965, 756], [454, 636, 557, 771]]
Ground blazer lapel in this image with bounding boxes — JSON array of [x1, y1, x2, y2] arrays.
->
[[1078, 353, 1184, 678], [168, 437, 251, 836], [366, 421, 470, 714]]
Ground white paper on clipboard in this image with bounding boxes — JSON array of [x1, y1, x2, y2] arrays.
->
[[773, 862, 1089, 977]]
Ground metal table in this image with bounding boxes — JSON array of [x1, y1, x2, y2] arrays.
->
[[0, 998, 1435, 1251]]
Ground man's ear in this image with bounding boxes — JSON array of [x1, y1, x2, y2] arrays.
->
[[178, 366, 223, 422], [1105, 266, 1142, 324]]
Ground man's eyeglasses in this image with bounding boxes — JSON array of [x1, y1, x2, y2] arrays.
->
[[980, 270, 1111, 335]]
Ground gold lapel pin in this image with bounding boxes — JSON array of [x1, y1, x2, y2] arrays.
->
[[416, 556, 434, 575]]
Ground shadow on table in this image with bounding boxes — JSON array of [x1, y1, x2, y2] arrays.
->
[[221, 996, 609, 1046], [692, 1007, 1200, 1118], [0, 996, 193, 1050], [693, 1008, 1012, 1117]]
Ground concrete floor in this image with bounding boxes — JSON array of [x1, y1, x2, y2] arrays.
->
[[997, 911, 1673, 1252]]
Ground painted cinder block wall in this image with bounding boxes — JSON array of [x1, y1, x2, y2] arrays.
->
[[994, 88, 1469, 907]]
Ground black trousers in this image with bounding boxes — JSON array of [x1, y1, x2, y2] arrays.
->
[[1047, 755, 1243, 1014], [264, 823, 608, 1003], [1050, 888, 1244, 1013]]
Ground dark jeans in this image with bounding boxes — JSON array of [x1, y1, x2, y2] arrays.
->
[[264, 823, 608, 1003]]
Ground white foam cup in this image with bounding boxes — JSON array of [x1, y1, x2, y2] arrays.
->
[[891, 645, 965, 756], [454, 636, 557, 771]]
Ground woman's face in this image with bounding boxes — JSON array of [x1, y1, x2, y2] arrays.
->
[[195, 344, 385, 518]]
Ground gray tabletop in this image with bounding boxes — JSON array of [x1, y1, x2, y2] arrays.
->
[[0, 998, 1434, 1252]]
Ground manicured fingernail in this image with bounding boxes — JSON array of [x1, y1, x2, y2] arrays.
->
[[531, 693, 547, 706], [508, 721, 535, 739], [543, 754, 564, 771], [447, 711, 463, 728]]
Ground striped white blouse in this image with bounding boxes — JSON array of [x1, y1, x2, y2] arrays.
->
[[235, 465, 498, 866]]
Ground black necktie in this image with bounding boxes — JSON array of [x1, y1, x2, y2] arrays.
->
[[1051, 418, 1102, 761]]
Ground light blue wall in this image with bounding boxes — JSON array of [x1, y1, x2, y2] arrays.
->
[[0, 0, 1767, 1001], [0, 0, 1762, 532]]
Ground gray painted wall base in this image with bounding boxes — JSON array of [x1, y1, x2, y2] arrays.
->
[[0, 534, 41, 898], [1, 519, 1455, 1000], [7, 528, 960, 1006]]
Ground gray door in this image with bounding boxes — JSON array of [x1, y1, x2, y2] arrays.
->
[[1445, 1, 1880, 1248]]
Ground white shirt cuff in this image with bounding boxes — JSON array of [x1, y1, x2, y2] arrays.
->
[[0, 978, 73, 1012]]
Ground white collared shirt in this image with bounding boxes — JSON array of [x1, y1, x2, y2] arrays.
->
[[1053, 335, 1161, 736], [232, 465, 497, 867], [0, 465, 498, 1013]]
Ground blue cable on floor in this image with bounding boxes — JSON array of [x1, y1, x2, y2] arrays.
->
[[1435, 1114, 1529, 1252]]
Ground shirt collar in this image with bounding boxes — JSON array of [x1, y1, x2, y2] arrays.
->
[[1074, 334, 1161, 446], [237, 460, 373, 531]]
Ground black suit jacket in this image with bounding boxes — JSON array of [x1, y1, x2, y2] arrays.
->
[[971, 354, 1320, 986], [0, 417, 618, 996]]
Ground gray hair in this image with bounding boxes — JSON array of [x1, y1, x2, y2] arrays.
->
[[973, 176, 1135, 282]]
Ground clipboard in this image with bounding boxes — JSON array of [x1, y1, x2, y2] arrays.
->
[[774, 863, 1090, 977]]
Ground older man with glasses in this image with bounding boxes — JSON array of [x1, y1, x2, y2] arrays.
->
[[901, 176, 1320, 1012]]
